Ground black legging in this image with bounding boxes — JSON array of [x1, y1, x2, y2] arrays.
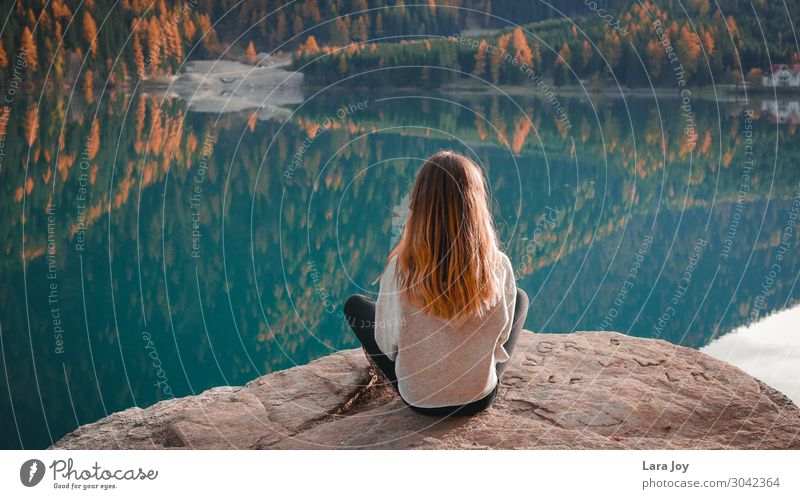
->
[[344, 288, 529, 417]]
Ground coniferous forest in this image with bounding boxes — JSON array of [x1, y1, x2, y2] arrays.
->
[[1, 0, 797, 90]]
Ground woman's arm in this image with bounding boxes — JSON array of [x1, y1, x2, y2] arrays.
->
[[374, 258, 401, 361], [493, 254, 517, 363]]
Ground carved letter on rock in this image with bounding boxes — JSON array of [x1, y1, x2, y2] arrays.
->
[[536, 341, 555, 354], [524, 354, 545, 366]]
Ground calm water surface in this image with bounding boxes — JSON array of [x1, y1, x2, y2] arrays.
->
[[2, 87, 799, 448]]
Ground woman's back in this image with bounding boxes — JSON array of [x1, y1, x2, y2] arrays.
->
[[344, 150, 528, 415], [374, 252, 517, 408]]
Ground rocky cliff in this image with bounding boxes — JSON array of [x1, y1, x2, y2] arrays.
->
[[52, 331, 800, 449]]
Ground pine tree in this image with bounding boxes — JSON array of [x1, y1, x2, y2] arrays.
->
[[532, 42, 542, 69], [745, 67, 763, 89], [53, 21, 64, 78], [602, 31, 621, 70], [20, 26, 37, 69], [677, 23, 701, 74], [355, 16, 368, 43], [83, 11, 98, 58], [146, 18, 162, 71], [164, 22, 181, 70], [51, 0, 72, 19], [490, 33, 511, 83], [275, 12, 287, 45], [84, 69, 95, 103], [474, 39, 487, 78], [183, 18, 197, 43], [332, 17, 349, 46], [297, 35, 320, 56], [304, 0, 321, 23], [512, 28, 532, 67], [701, 30, 714, 58], [246, 40, 257, 64], [196, 14, 220, 55], [582, 40, 592, 68], [645, 39, 662, 79], [24, 105, 38, 147], [556, 41, 571, 84], [133, 34, 145, 76], [0, 39, 8, 69]]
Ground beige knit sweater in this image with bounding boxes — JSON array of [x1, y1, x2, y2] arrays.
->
[[374, 252, 517, 408]]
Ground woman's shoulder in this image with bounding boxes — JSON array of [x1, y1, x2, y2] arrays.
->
[[496, 251, 517, 295], [385, 254, 399, 275], [497, 250, 514, 275]]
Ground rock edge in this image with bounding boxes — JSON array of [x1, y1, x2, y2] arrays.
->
[[52, 331, 800, 450]]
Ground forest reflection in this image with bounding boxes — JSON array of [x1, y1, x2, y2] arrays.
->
[[1, 88, 799, 449]]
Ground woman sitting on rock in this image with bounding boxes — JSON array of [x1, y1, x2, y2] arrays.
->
[[344, 150, 529, 417]]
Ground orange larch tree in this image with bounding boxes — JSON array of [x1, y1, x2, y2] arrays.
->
[[473, 39, 487, 78], [512, 28, 532, 67], [83, 11, 98, 58], [246, 41, 257, 64], [20, 26, 38, 69], [0, 39, 8, 69]]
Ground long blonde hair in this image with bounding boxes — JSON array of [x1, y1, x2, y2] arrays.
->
[[387, 150, 501, 320]]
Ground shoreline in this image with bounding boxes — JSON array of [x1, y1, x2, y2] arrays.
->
[[8, 64, 800, 102]]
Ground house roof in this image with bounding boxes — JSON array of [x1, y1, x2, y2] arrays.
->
[[768, 64, 800, 76]]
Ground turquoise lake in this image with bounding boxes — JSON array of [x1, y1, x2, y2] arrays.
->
[[1, 87, 799, 449]]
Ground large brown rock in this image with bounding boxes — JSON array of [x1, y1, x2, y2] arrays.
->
[[52, 331, 800, 449]]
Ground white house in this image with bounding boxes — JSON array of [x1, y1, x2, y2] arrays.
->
[[763, 64, 800, 87], [761, 100, 800, 124]]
